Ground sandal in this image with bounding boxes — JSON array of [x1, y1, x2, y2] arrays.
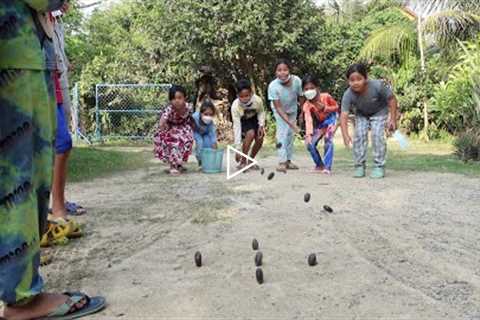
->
[[40, 223, 69, 247], [170, 168, 181, 176], [48, 216, 83, 239], [65, 202, 87, 216], [286, 161, 299, 170], [276, 163, 287, 173], [250, 164, 260, 171], [37, 292, 106, 320], [40, 253, 53, 266]]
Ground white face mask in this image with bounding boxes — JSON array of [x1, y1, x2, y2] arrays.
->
[[304, 89, 317, 101], [239, 96, 254, 108], [201, 115, 213, 124], [279, 74, 291, 84]]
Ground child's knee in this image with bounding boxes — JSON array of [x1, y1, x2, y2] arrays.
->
[[245, 130, 256, 140]]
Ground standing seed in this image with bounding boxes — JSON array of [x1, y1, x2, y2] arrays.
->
[[308, 253, 317, 266], [256, 268, 264, 284], [323, 205, 333, 213], [255, 251, 263, 266], [304, 193, 311, 203], [252, 239, 259, 250], [267, 172, 275, 180], [194, 251, 202, 267]]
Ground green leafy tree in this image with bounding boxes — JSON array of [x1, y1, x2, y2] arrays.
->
[[360, 0, 480, 137]]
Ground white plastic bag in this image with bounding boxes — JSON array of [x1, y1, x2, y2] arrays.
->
[[392, 130, 409, 150]]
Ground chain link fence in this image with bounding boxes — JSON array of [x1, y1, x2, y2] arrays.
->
[[89, 83, 172, 141]]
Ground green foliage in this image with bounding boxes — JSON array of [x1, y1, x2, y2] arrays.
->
[[453, 128, 480, 161], [430, 39, 480, 133]]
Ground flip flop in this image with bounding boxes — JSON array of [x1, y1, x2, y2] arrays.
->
[[286, 162, 299, 170], [170, 168, 181, 176], [40, 253, 53, 266], [40, 223, 69, 247], [65, 202, 87, 216], [48, 216, 83, 239], [37, 292, 106, 320]]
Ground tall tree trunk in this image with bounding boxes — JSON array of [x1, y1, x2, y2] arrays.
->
[[417, 16, 429, 140]]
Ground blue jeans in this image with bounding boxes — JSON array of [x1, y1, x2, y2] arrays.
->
[[306, 113, 336, 170], [194, 132, 216, 163], [273, 110, 297, 163]]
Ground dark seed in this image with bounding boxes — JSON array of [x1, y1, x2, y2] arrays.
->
[[304, 193, 311, 203], [267, 172, 275, 180], [255, 251, 263, 266], [308, 253, 317, 266], [252, 239, 259, 250], [276, 142, 282, 149], [260, 168, 265, 175], [256, 267, 264, 284], [194, 251, 202, 267], [323, 205, 333, 213]]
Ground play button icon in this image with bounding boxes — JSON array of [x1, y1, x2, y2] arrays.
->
[[226, 145, 259, 180]]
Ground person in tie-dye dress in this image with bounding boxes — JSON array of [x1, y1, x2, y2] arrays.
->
[[0, 1, 105, 319], [154, 85, 194, 176]]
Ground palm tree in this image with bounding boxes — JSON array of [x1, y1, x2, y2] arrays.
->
[[360, 0, 480, 137]]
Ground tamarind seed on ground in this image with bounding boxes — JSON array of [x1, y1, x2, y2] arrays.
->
[[323, 205, 333, 213], [194, 251, 202, 267], [276, 142, 282, 149], [308, 253, 317, 266], [267, 172, 275, 180], [304, 193, 311, 203], [256, 268, 264, 284], [252, 239, 259, 250], [255, 251, 263, 266], [260, 168, 265, 175]]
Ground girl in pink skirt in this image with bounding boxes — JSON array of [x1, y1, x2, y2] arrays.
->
[[154, 85, 194, 176]]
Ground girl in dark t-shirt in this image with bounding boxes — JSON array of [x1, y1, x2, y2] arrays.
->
[[339, 63, 399, 179]]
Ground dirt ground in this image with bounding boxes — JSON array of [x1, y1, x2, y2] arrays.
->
[[42, 152, 480, 320]]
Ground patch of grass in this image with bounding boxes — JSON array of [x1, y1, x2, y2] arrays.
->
[[69, 146, 151, 182], [259, 138, 480, 176]]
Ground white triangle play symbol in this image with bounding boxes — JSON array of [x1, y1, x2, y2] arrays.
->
[[226, 145, 259, 180]]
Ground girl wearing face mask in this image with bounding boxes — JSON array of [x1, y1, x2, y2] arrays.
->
[[340, 63, 398, 179], [154, 85, 194, 176], [302, 74, 339, 174], [192, 100, 218, 167], [267, 59, 305, 173], [231, 79, 265, 171]]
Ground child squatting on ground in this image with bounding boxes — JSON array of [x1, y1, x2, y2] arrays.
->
[[268, 59, 305, 173], [231, 79, 266, 171], [154, 85, 194, 176], [301, 74, 339, 175], [192, 99, 218, 167], [340, 63, 399, 179]]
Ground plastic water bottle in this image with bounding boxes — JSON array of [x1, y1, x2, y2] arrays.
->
[[393, 130, 409, 150]]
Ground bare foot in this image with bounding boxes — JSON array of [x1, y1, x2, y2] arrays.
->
[[50, 204, 68, 221], [2, 292, 86, 320]]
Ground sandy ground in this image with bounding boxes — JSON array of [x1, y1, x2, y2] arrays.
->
[[41, 153, 480, 320]]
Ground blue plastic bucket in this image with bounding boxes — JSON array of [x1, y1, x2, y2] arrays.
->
[[201, 148, 224, 173]]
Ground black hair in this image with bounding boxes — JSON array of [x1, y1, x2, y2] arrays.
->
[[169, 85, 187, 101], [236, 79, 252, 93], [346, 63, 368, 79], [302, 74, 320, 89], [274, 58, 291, 73], [200, 99, 216, 115]]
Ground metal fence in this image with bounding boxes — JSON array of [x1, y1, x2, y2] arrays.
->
[[93, 83, 172, 141]]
